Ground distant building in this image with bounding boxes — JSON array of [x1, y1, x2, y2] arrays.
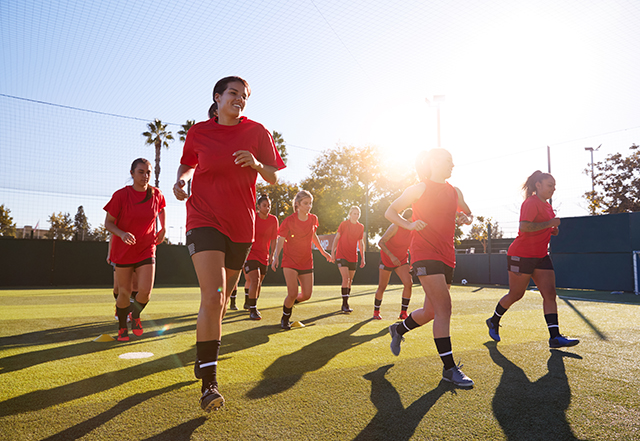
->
[[18, 225, 48, 239]]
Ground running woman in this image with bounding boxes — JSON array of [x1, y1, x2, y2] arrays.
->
[[486, 171, 579, 348], [173, 76, 285, 412], [242, 194, 279, 320], [108, 235, 138, 321], [386, 149, 475, 387], [373, 208, 414, 320], [330, 206, 366, 313], [104, 158, 166, 342], [271, 190, 332, 330]]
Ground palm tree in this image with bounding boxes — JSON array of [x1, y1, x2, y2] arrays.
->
[[142, 119, 174, 187], [177, 120, 195, 195]]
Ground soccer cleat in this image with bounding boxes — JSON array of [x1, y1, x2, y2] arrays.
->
[[341, 304, 353, 313], [373, 310, 382, 320], [398, 310, 408, 320], [117, 328, 129, 342], [249, 309, 262, 320], [200, 383, 225, 412], [486, 318, 501, 342], [131, 318, 143, 336], [389, 323, 405, 356], [442, 363, 474, 387], [549, 335, 580, 348], [281, 318, 292, 330]]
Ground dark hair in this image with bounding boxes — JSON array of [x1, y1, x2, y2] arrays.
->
[[130, 158, 154, 204], [257, 194, 270, 207], [208, 76, 251, 119], [415, 148, 451, 180], [522, 170, 554, 199]]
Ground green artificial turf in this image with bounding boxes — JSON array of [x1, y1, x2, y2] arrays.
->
[[0, 285, 639, 440]]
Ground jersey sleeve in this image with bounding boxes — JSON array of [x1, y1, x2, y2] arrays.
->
[[358, 223, 364, 240], [312, 215, 319, 233], [257, 128, 286, 170], [104, 190, 123, 219], [519, 197, 539, 223], [278, 216, 290, 237], [271, 217, 279, 240], [337, 221, 346, 235], [180, 126, 199, 167], [156, 189, 167, 212]]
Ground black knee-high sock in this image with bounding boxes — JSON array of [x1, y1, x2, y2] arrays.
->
[[282, 305, 292, 322], [249, 297, 257, 309], [131, 299, 147, 319], [197, 340, 221, 390], [434, 337, 455, 370], [116, 306, 129, 330], [401, 297, 410, 311], [374, 298, 382, 311], [397, 312, 420, 336], [545, 313, 560, 338], [230, 289, 237, 302], [491, 302, 508, 326], [342, 287, 350, 306]]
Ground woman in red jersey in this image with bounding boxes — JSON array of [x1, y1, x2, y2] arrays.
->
[[271, 190, 332, 330], [104, 158, 166, 342], [330, 206, 366, 313], [373, 208, 413, 320], [173, 76, 285, 412], [242, 194, 279, 320], [385, 148, 475, 387], [486, 171, 579, 348]]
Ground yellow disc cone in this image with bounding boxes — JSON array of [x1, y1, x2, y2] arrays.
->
[[93, 333, 115, 342], [291, 321, 305, 328]]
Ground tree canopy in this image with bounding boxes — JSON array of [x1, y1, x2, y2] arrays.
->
[[73, 206, 91, 241], [256, 180, 301, 220], [0, 204, 16, 237], [465, 215, 503, 253], [142, 118, 174, 188], [45, 212, 74, 240], [584, 143, 640, 214]]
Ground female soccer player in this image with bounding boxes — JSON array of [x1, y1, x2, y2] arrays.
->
[[373, 208, 413, 320], [385, 148, 475, 387], [330, 206, 366, 313], [104, 158, 166, 342], [108, 235, 138, 321], [271, 190, 332, 330], [486, 171, 579, 348], [173, 76, 285, 412], [242, 194, 279, 320]]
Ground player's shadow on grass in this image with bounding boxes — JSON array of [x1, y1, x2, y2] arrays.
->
[[140, 416, 208, 441], [354, 364, 450, 441], [0, 314, 197, 375], [40, 380, 196, 441], [486, 342, 584, 441], [245, 319, 387, 399]]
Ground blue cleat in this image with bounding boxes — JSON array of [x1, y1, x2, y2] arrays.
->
[[486, 318, 501, 342], [549, 335, 580, 348]]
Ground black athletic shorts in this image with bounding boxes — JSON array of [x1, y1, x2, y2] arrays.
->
[[379, 262, 408, 272], [507, 255, 554, 274], [412, 259, 454, 284], [336, 259, 356, 271], [186, 227, 251, 271], [115, 257, 155, 269], [244, 259, 268, 274], [283, 267, 313, 275]]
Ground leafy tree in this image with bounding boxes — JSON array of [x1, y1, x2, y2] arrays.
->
[[45, 212, 74, 240], [0, 204, 16, 237], [465, 215, 503, 253], [583, 144, 640, 214], [301, 144, 416, 248], [89, 224, 110, 241], [142, 119, 174, 187], [256, 180, 300, 220], [73, 205, 91, 241], [272, 130, 288, 165]]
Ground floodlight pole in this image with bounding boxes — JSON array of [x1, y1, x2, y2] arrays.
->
[[584, 146, 595, 193], [426, 95, 445, 148]]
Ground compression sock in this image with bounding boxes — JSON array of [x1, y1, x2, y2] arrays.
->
[[249, 297, 257, 310], [491, 302, 508, 326], [341, 287, 350, 306], [131, 299, 147, 319], [196, 340, 221, 390], [397, 312, 420, 336], [434, 337, 455, 370], [116, 306, 129, 330], [282, 305, 292, 322], [545, 313, 561, 338], [229, 289, 237, 307], [401, 297, 410, 312], [374, 298, 382, 312]]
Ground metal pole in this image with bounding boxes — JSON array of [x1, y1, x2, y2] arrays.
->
[[547, 146, 552, 207], [437, 107, 441, 148]]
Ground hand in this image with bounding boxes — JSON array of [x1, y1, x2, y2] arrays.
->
[[324, 253, 332, 262], [408, 220, 427, 231], [156, 228, 166, 245], [173, 179, 188, 201], [456, 212, 473, 226], [550, 218, 561, 228], [233, 150, 261, 170], [106, 257, 111, 264], [121, 232, 136, 245], [391, 255, 401, 267], [271, 258, 279, 271], [551, 226, 559, 236], [360, 259, 366, 268]]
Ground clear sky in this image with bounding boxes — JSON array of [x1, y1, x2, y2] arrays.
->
[[2, 0, 640, 242]]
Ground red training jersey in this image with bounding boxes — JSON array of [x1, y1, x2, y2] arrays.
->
[[279, 213, 319, 271], [410, 179, 459, 268], [246, 213, 279, 265], [381, 225, 411, 267], [335, 220, 364, 262], [180, 117, 285, 243], [508, 195, 556, 258], [104, 186, 166, 265]]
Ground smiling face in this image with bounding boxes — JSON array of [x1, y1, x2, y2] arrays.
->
[[214, 81, 248, 122], [131, 162, 152, 190], [535, 176, 556, 200]]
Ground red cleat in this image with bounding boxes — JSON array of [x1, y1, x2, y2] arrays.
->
[[373, 310, 382, 320], [117, 328, 129, 342], [398, 311, 408, 320], [131, 318, 144, 336]]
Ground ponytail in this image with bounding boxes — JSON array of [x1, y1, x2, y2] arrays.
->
[[137, 186, 154, 205], [522, 170, 553, 198]]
